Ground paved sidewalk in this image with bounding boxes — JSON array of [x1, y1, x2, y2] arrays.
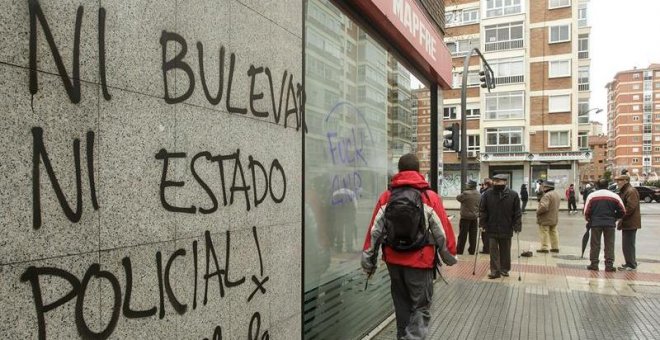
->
[[370, 240, 660, 340]]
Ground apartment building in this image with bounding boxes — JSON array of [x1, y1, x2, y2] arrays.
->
[[580, 135, 607, 183], [441, 0, 593, 196], [606, 64, 660, 182]]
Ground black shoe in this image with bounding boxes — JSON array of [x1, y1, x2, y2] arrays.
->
[[605, 267, 616, 272], [550, 249, 559, 253], [501, 271, 510, 277], [488, 272, 501, 279], [587, 264, 599, 271], [536, 249, 549, 253]]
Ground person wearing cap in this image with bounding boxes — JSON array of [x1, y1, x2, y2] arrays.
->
[[536, 180, 561, 253], [479, 174, 522, 279], [456, 180, 480, 255], [520, 183, 529, 214], [615, 174, 641, 270]]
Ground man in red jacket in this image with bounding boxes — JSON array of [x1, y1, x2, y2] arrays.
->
[[361, 154, 457, 339]]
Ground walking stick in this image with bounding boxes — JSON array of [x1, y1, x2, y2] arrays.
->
[[472, 227, 481, 275], [517, 232, 521, 281]]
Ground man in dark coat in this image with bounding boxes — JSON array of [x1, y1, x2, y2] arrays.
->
[[457, 180, 480, 255], [615, 174, 641, 270], [520, 184, 529, 214], [479, 174, 522, 279]]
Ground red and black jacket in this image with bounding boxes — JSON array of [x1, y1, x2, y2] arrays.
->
[[361, 171, 456, 270]]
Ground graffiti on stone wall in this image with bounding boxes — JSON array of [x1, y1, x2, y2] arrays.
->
[[18, 1, 299, 339], [21, 228, 269, 340]]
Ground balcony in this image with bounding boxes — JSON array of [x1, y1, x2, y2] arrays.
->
[[484, 39, 524, 52], [494, 75, 524, 85], [579, 83, 590, 91], [578, 51, 589, 59], [485, 145, 525, 153]]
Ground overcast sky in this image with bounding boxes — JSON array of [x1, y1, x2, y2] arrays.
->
[[590, 0, 660, 128]]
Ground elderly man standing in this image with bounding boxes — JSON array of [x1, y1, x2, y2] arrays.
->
[[536, 180, 561, 253], [615, 174, 641, 271], [583, 179, 625, 272], [479, 174, 522, 279], [456, 180, 480, 255]]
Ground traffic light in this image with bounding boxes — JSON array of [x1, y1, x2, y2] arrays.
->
[[479, 68, 494, 91], [443, 123, 460, 152]]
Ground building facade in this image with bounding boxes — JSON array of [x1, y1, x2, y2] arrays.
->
[[579, 135, 607, 184], [606, 64, 660, 183], [441, 0, 593, 197], [0, 0, 453, 339]]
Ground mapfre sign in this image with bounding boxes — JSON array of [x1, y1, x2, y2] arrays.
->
[[369, 0, 453, 85]]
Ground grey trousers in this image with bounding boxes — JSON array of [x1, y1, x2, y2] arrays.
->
[[387, 263, 433, 340], [589, 227, 615, 266], [489, 237, 512, 274], [622, 229, 638, 268]]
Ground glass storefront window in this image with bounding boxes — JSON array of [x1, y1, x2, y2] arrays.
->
[[304, 1, 431, 338]]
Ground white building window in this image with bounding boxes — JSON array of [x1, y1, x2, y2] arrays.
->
[[633, 84, 640, 90], [484, 21, 524, 52], [633, 94, 640, 100], [447, 38, 480, 57], [578, 99, 589, 124], [633, 73, 640, 79], [632, 125, 640, 132], [578, 131, 588, 149], [549, 131, 570, 147], [490, 57, 524, 84], [548, 95, 571, 113], [633, 147, 640, 153], [549, 0, 571, 9], [549, 60, 571, 78], [633, 105, 640, 111], [578, 66, 590, 90], [467, 135, 480, 152], [446, 8, 480, 27], [632, 158, 639, 163], [578, 4, 588, 27], [444, 106, 457, 120], [465, 104, 481, 119], [578, 34, 589, 59], [485, 0, 522, 18], [633, 115, 640, 120], [485, 91, 525, 119], [485, 127, 524, 153], [452, 70, 481, 88], [549, 24, 571, 43]]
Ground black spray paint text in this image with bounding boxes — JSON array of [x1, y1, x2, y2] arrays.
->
[[21, 228, 269, 340], [155, 148, 286, 213]]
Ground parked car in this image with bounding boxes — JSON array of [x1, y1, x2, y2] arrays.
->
[[635, 186, 660, 203]]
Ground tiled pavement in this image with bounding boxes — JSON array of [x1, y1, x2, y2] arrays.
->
[[370, 240, 660, 340]]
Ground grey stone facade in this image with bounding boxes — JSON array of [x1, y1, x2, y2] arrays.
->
[[0, 0, 302, 338]]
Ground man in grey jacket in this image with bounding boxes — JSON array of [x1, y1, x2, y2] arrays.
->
[[536, 180, 561, 253], [456, 180, 480, 255]]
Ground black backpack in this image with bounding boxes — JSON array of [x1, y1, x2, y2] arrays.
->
[[383, 186, 429, 251]]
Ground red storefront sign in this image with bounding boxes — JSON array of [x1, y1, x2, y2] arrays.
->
[[351, 0, 452, 88]]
